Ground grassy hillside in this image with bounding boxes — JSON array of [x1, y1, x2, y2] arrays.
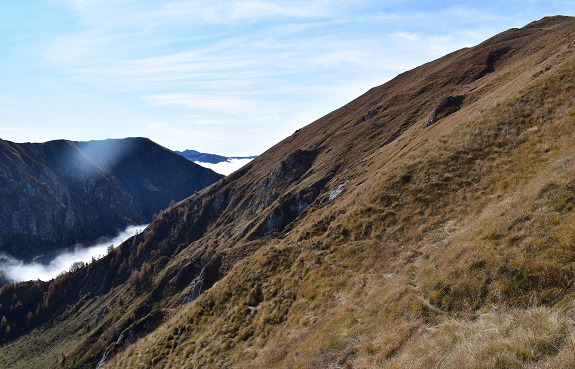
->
[[2, 15, 575, 369]]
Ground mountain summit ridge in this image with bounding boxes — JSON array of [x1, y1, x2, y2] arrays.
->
[[3, 15, 575, 369]]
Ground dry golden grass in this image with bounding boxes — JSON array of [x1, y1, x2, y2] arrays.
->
[[386, 307, 569, 369], [103, 22, 575, 369]]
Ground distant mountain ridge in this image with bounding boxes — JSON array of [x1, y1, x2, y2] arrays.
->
[[176, 149, 257, 164], [0, 137, 222, 261]]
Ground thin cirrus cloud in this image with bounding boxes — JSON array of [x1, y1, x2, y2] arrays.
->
[[145, 93, 259, 110], [3, 1, 573, 154], [392, 32, 420, 41]]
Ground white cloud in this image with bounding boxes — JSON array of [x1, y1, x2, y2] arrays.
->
[[195, 158, 253, 175], [0, 96, 30, 114], [164, 0, 354, 24], [46, 31, 106, 66], [310, 49, 371, 67], [0, 224, 147, 282], [227, 0, 331, 20], [392, 31, 419, 41], [70, 0, 87, 10], [144, 93, 260, 111]]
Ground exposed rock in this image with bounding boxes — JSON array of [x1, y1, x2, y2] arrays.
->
[[353, 108, 381, 126], [478, 47, 513, 79], [425, 95, 466, 126], [183, 255, 221, 304], [184, 267, 205, 304], [329, 181, 350, 201], [253, 177, 330, 237]]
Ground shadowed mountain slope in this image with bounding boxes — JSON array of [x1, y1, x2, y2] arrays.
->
[[3, 16, 575, 369], [0, 137, 222, 261]]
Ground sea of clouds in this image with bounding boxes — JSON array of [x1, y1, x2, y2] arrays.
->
[[194, 158, 253, 175], [0, 224, 147, 282]]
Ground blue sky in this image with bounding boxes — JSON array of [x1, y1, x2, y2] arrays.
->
[[1, 1, 573, 155]]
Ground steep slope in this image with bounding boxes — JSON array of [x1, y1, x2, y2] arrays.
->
[[2, 15, 575, 369], [0, 137, 222, 262]]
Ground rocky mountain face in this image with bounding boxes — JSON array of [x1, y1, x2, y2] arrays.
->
[[0, 137, 222, 261], [3, 16, 575, 369]]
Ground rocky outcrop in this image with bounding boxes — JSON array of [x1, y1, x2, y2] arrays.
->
[[425, 95, 466, 126]]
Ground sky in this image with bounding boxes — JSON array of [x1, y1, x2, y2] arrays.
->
[[1, 1, 574, 156]]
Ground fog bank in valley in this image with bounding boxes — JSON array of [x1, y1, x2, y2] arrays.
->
[[0, 224, 147, 282], [195, 158, 253, 175]]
